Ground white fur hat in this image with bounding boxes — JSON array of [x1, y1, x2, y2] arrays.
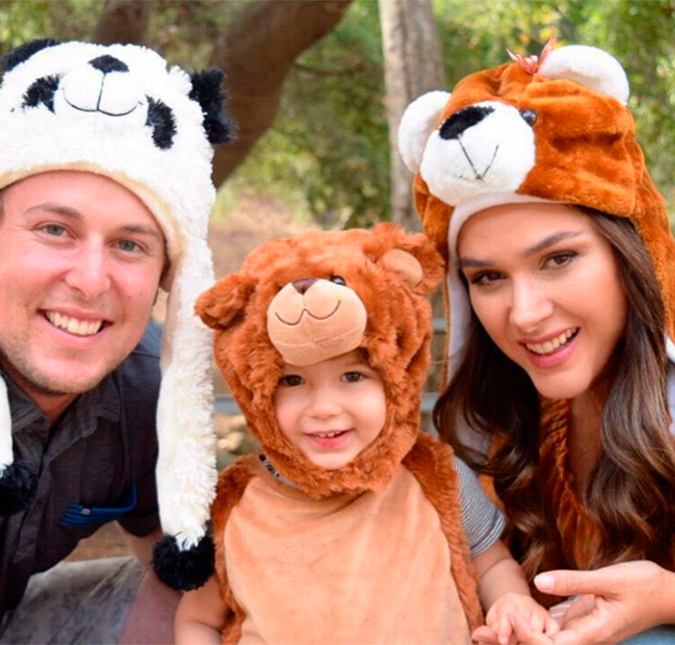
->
[[0, 39, 233, 590]]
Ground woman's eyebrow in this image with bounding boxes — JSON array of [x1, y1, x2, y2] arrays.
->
[[458, 230, 586, 269], [523, 230, 585, 257]]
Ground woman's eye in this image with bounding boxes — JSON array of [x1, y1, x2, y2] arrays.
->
[[330, 275, 346, 286], [279, 374, 303, 387], [469, 271, 502, 286], [547, 251, 576, 268]]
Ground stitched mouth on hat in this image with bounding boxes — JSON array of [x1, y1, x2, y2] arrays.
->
[[456, 141, 500, 182], [274, 301, 341, 326], [64, 95, 140, 118], [43, 310, 110, 337]]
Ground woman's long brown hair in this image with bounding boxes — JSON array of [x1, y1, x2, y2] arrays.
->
[[434, 208, 675, 576]]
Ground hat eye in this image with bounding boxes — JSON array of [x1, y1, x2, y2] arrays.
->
[[520, 109, 537, 126], [330, 275, 347, 286]]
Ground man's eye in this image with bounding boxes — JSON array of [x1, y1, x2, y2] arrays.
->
[[117, 239, 140, 253], [42, 224, 67, 237]]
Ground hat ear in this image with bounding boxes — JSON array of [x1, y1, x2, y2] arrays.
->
[[398, 90, 451, 173], [189, 69, 236, 145], [379, 248, 424, 288], [538, 45, 629, 105], [1, 38, 59, 72], [196, 273, 255, 330]]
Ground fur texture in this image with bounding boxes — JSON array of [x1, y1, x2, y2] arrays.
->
[[196, 223, 484, 638], [398, 44, 675, 342]]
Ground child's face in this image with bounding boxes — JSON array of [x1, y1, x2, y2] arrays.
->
[[274, 349, 386, 470]]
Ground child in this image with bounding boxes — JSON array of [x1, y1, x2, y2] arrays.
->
[[176, 224, 557, 644]]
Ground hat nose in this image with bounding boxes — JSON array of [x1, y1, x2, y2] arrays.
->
[[439, 105, 494, 140], [88, 55, 129, 74], [292, 278, 317, 294]]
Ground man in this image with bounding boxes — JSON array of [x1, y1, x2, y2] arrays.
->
[[0, 38, 232, 644]]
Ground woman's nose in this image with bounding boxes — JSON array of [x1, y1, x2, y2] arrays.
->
[[509, 281, 554, 332]]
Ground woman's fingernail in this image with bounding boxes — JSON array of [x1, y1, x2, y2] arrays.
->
[[534, 573, 555, 590]]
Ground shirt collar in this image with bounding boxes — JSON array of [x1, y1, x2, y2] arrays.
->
[[2, 367, 121, 437]]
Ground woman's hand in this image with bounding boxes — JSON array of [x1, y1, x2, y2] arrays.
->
[[530, 560, 675, 644]]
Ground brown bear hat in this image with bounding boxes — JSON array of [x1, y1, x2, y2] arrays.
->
[[397, 39, 675, 375], [197, 223, 444, 498]]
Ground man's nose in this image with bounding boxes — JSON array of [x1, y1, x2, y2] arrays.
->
[[64, 243, 112, 300], [509, 281, 553, 332]]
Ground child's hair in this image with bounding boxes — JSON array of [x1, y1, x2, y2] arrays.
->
[[435, 207, 675, 575]]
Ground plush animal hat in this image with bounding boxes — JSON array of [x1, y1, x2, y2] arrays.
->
[[0, 39, 233, 590], [197, 223, 444, 498], [398, 39, 675, 374]]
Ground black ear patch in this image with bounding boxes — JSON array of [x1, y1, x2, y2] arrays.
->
[[146, 97, 177, 149], [22, 75, 60, 112], [189, 68, 235, 145], [2, 38, 59, 73]]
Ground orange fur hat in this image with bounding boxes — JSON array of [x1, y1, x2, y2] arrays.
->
[[397, 41, 675, 371], [196, 223, 444, 498]]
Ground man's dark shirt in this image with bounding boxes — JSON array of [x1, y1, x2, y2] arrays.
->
[[0, 324, 162, 613]]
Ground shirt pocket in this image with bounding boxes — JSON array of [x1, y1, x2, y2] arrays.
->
[[60, 484, 137, 527]]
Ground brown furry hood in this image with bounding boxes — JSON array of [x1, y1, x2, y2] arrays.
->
[[197, 223, 444, 498], [398, 41, 675, 369]]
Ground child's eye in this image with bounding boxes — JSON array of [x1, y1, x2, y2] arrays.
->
[[342, 371, 365, 383], [279, 374, 303, 387]]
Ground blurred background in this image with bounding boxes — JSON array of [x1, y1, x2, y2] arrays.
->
[[2, 0, 674, 230]]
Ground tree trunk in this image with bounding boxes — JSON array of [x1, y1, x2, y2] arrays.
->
[[378, 0, 445, 229], [94, 0, 153, 45], [210, 0, 353, 187]]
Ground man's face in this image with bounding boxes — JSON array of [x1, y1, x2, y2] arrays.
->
[[0, 171, 166, 414]]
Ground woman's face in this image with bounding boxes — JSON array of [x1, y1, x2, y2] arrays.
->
[[457, 203, 627, 401]]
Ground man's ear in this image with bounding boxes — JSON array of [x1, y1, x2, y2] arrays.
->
[[195, 273, 255, 330]]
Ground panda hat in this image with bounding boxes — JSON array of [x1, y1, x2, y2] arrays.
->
[[0, 39, 233, 590]]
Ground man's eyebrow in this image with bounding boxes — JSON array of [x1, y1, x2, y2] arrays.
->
[[458, 230, 586, 269], [26, 203, 163, 241], [26, 203, 82, 218]]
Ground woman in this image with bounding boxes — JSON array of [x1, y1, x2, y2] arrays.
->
[[397, 40, 675, 644]]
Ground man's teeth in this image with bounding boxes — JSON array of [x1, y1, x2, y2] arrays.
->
[[46, 311, 103, 336], [526, 329, 577, 355]]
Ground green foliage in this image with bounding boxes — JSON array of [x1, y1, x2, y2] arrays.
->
[[0, 0, 102, 54], [232, 0, 389, 229], [1, 0, 674, 220]]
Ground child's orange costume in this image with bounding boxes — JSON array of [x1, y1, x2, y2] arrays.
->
[[195, 224, 485, 644], [397, 41, 675, 573]]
